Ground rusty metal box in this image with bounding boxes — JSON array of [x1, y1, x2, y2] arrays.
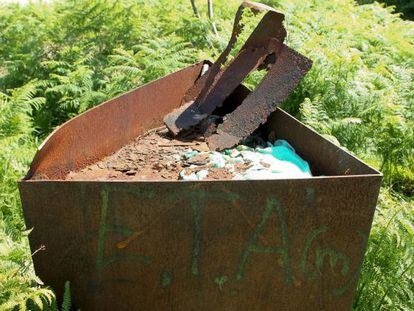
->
[[19, 62, 382, 310]]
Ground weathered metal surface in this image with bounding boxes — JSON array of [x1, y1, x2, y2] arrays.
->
[[163, 1, 312, 151], [164, 1, 287, 135], [27, 61, 207, 180], [207, 45, 312, 150], [19, 2, 381, 310], [20, 174, 381, 310], [267, 109, 378, 177], [19, 96, 381, 310]]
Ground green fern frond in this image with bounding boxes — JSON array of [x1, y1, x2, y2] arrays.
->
[[61, 281, 71, 311]]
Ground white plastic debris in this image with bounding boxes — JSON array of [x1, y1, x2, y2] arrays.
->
[[179, 139, 312, 181]]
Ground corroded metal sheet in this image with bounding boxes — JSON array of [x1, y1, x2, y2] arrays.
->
[[19, 171, 381, 310], [26, 61, 207, 180], [207, 45, 312, 150], [163, 1, 312, 151], [22, 178, 381, 310], [20, 106, 381, 310], [19, 2, 381, 310], [164, 1, 287, 135]]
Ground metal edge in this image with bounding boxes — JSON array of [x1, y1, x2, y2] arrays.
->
[[24, 61, 207, 180], [273, 108, 382, 176]]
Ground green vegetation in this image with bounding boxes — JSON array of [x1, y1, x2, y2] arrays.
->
[[0, 0, 412, 309], [359, 0, 414, 20]]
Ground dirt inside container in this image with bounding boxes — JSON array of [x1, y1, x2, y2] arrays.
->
[[66, 127, 256, 181], [65, 125, 312, 181]]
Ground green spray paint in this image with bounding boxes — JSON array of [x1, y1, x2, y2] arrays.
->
[[300, 226, 327, 280], [301, 226, 351, 279], [160, 271, 172, 288], [236, 196, 293, 285], [190, 192, 205, 276], [331, 230, 367, 297], [95, 188, 152, 285], [316, 247, 350, 277], [214, 275, 228, 291], [91, 186, 361, 299], [300, 225, 362, 297]]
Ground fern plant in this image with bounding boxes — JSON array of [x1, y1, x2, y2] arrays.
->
[[61, 282, 71, 311], [354, 190, 414, 310], [0, 225, 54, 311]]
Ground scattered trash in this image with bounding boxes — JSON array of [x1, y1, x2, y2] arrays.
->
[[179, 141, 312, 181], [66, 126, 312, 181]]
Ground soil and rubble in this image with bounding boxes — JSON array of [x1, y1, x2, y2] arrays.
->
[[66, 126, 312, 181]]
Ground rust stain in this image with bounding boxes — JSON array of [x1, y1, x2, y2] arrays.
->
[[207, 45, 312, 150], [18, 1, 382, 310], [117, 186, 271, 250], [163, 1, 312, 151]]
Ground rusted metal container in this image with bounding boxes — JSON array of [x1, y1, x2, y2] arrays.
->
[[19, 60, 382, 310]]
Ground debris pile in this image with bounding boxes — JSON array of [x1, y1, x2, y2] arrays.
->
[[66, 1, 314, 181], [180, 140, 312, 181], [66, 126, 312, 181]]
